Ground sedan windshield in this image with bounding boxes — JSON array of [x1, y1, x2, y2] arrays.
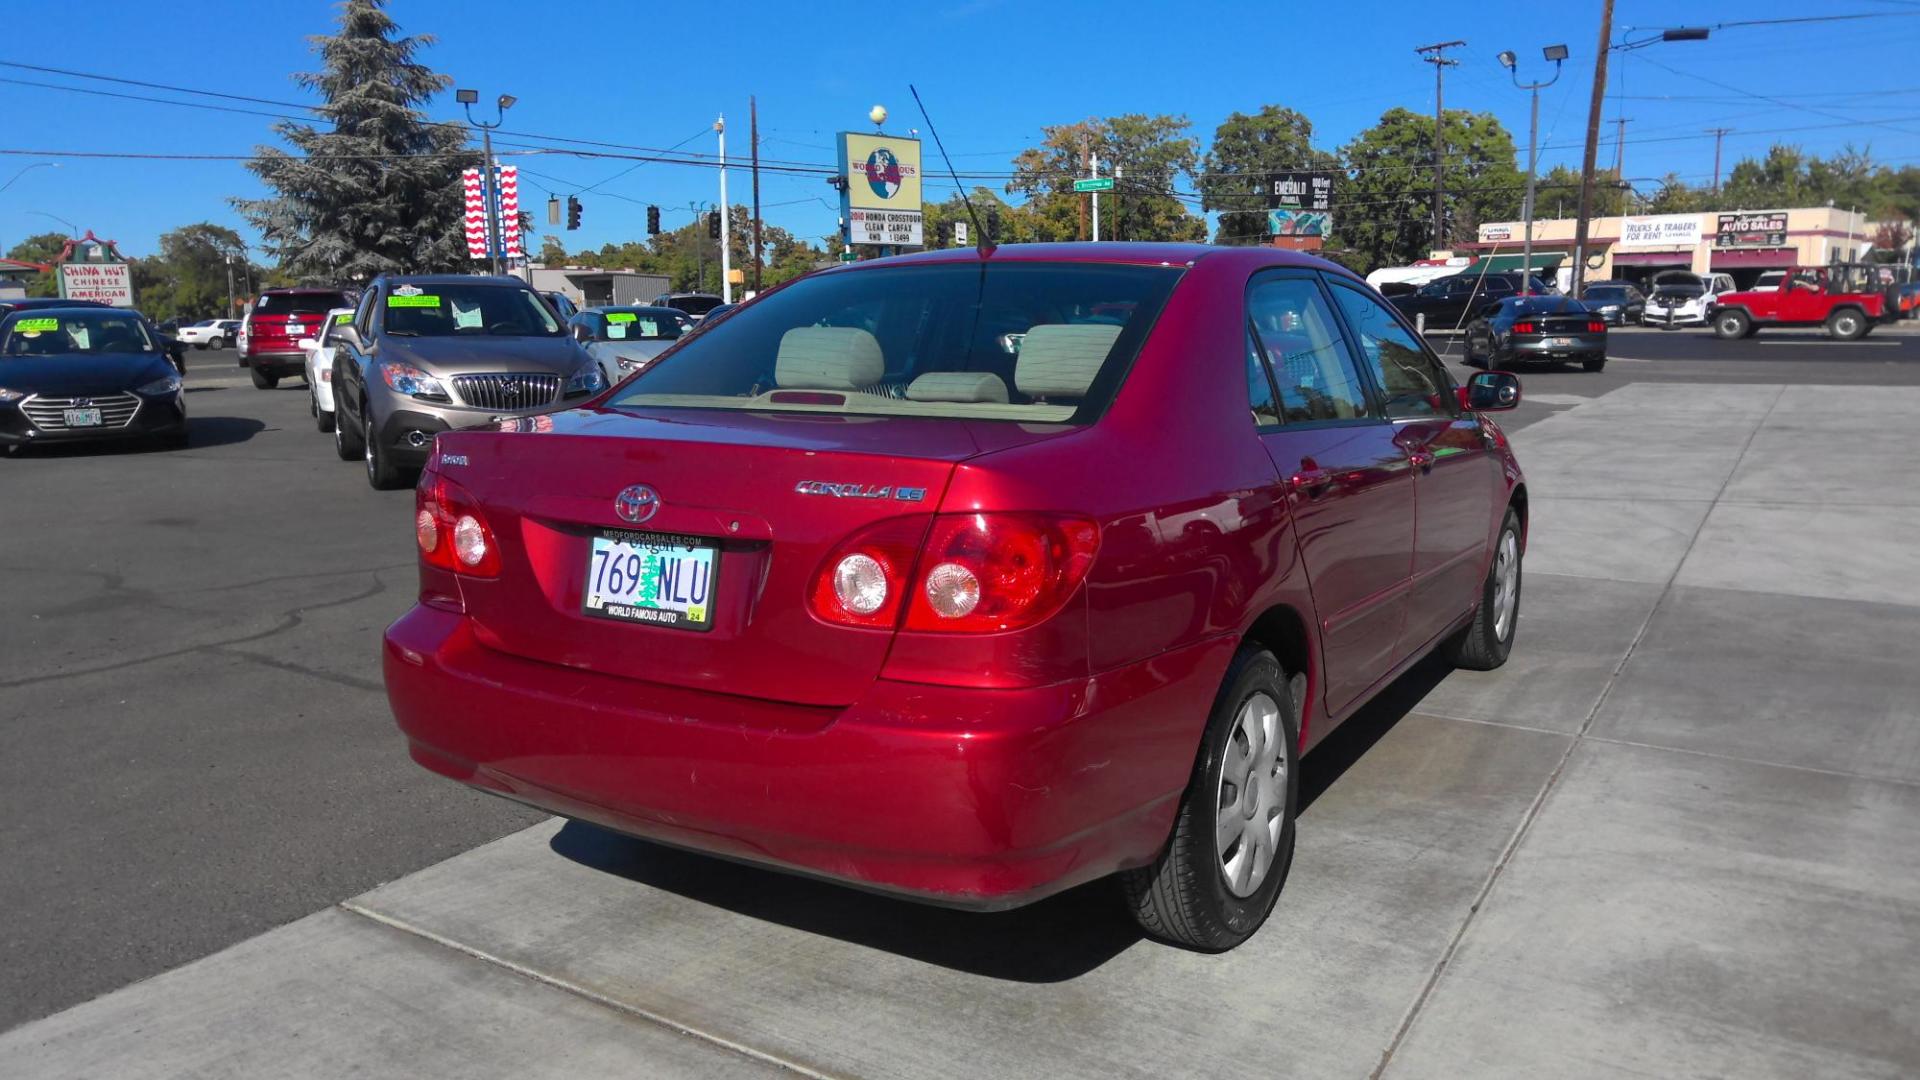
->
[[608, 262, 1182, 423], [2, 310, 157, 356], [382, 284, 562, 338]]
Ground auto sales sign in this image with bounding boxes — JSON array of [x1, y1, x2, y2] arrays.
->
[[58, 261, 133, 306], [838, 131, 923, 246]]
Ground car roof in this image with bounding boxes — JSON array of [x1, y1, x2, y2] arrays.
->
[[0, 304, 131, 319], [584, 305, 683, 315], [260, 285, 352, 295], [374, 274, 529, 287], [1, 297, 110, 308], [839, 241, 1359, 282]]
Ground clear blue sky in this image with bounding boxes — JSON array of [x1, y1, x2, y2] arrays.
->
[[3, 0, 1916, 259]]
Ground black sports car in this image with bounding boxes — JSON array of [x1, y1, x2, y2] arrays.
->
[[1579, 283, 1645, 326], [1462, 295, 1609, 372], [0, 306, 189, 452]]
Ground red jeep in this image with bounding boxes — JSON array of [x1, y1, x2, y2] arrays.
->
[[1710, 266, 1889, 341]]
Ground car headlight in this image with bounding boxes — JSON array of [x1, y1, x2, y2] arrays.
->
[[137, 373, 183, 395], [616, 356, 652, 372], [379, 361, 449, 401], [0, 387, 23, 403], [567, 365, 606, 394]]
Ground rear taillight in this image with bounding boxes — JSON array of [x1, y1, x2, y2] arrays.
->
[[1587, 320, 1606, 333], [415, 470, 501, 577], [1511, 321, 1536, 334], [808, 513, 1100, 633], [808, 517, 928, 628], [905, 513, 1098, 632]]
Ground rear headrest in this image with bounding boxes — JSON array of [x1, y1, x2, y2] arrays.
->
[[776, 326, 884, 391], [1015, 323, 1122, 398], [906, 372, 1009, 404]]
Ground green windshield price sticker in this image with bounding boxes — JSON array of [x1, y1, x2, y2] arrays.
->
[[606, 312, 637, 323], [14, 317, 59, 332], [334, 312, 353, 324], [387, 294, 441, 308]]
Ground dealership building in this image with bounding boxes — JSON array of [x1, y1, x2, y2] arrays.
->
[[1460, 205, 1873, 290]]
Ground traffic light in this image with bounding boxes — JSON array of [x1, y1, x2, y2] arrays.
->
[[566, 196, 582, 230], [707, 211, 720, 240], [646, 205, 660, 235]]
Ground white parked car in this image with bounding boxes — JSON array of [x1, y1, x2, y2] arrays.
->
[[1643, 271, 1735, 326], [175, 319, 239, 349], [1752, 270, 1786, 292], [568, 306, 686, 385], [298, 308, 356, 433]]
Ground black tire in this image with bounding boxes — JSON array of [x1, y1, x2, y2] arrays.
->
[[333, 394, 364, 461], [312, 387, 335, 433], [1712, 309, 1750, 340], [1582, 355, 1606, 373], [1826, 308, 1868, 341], [1121, 646, 1299, 952], [1444, 506, 1523, 671], [363, 403, 410, 490], [250, 367, 279, 390], [208, 336, 225, 350]]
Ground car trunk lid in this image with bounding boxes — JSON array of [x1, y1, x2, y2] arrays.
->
[[435, 408, 994, 706]]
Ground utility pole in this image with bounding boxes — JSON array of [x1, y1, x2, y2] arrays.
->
[[1079, 138, 1090, 242], [691, 201, 707, 292], [1416, 40, 1465, 254], [1569, 0, 1615, 297], [1613, 117, 1631, 177], [1092, 151, 1102, 241], [750, 96, 763, 293], [1707, 128, 1733, 193], [1114, 165, 1124, 242], [224, 252, 235, 317], [716, 115, 732, 304]]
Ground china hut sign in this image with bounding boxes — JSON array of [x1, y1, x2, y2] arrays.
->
[[55, 231, 134, 306]]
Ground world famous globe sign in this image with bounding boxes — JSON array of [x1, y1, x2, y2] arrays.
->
[[864, 148, 904, 199]]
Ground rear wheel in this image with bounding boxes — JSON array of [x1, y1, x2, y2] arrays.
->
[[1122, 646, 1298, 952], [1826, 308, 1867, 341], [250, 367, 279, 390], [1444, 507, 1522, 671], [208, 336, 225, 350], [1582, 355, 1606, 373], [333, 394, 363, 461], [1712, 309, 1750, 340]]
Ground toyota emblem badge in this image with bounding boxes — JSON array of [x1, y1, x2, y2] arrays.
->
[[614, 484, 660, 524]]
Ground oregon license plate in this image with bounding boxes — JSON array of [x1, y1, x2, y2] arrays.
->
[[63, 408, 102, 427], [581, 529, 718, 631], [1545, 337, 1574, 348]]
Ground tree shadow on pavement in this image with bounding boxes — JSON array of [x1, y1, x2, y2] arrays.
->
[[184, 416, 267, 448], [548, 820, 1144, 982]]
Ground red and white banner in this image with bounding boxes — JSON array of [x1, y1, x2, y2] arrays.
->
[[461, 165, 525, 261]]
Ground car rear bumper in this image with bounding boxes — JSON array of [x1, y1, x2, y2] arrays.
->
[[1499, 336, 1607, 362], [241, 350, 305, 374], [384, 605, 1229, 909]]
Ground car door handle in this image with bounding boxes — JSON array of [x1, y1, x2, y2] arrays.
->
[[1289, 467, 1335, 495]]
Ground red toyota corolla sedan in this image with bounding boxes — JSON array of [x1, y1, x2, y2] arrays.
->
[[384, 242, 1527, 951]]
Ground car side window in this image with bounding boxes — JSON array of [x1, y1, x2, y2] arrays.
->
[[352, 289, 377, 339], [1245, 328, 1283, 428], [1328, 282, 1456, 420], [1247, 273, 1374, 423]]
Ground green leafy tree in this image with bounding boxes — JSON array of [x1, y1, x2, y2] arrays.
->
[[1008, 115, 1206, 243], [1199, 106, 1340, 246], [234, 0, 478, 282], [4, 232, 67, 296], [1534, 164, 1626, 219], [1336, 107, 1524, 269], [129, 224, 248, 322]]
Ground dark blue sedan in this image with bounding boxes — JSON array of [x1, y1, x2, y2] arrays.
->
[[0, 307, 189, 453]]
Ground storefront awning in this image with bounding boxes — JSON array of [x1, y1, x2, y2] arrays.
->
[[1463, 253, 1565, 274], [1711, 247, 1797, 268], [1611, 250, 1693, 267]]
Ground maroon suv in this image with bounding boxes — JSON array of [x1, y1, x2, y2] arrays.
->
[[240, 287, 353, 388]]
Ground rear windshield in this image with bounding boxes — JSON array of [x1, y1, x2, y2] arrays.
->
[[607, 262, 1182, 423], [380, 283, 562, 338], [3, 310, 157, 356], [1512, 297, 1591, 316], [256, 292, 349, 315], [594, 309, 681, 342], [1584, 287, 1629, 301], [663, 295, 724, 317]]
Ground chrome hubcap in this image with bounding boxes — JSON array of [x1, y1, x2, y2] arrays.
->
[[1215, 692, 1286, 898], [1492, 529, 1520, 641]]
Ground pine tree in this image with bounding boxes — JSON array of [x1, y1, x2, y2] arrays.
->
[[234, 0, 477, 281]]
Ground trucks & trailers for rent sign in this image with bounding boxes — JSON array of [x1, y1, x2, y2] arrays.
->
[[1617, 214, 1702, 249], [58, 262, 133, 306]]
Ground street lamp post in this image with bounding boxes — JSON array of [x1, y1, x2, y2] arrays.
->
[[0, 162, 58, 195], [1500, 44, 1567, 296], [457, 88, 517, 276], [27, 210, 77, 236]]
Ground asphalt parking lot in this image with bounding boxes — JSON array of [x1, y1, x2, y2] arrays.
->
[[3, 330, 1918, 1076]]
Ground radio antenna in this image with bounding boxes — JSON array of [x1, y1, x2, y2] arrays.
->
[[909, 84, 992, 254]]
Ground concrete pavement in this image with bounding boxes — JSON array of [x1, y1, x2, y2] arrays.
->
[[4, 381, 1915, 1078]]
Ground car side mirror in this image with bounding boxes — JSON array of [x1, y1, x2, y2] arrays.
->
[[332, 324, 360, 349], [1461, 371, 1521, 412]]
